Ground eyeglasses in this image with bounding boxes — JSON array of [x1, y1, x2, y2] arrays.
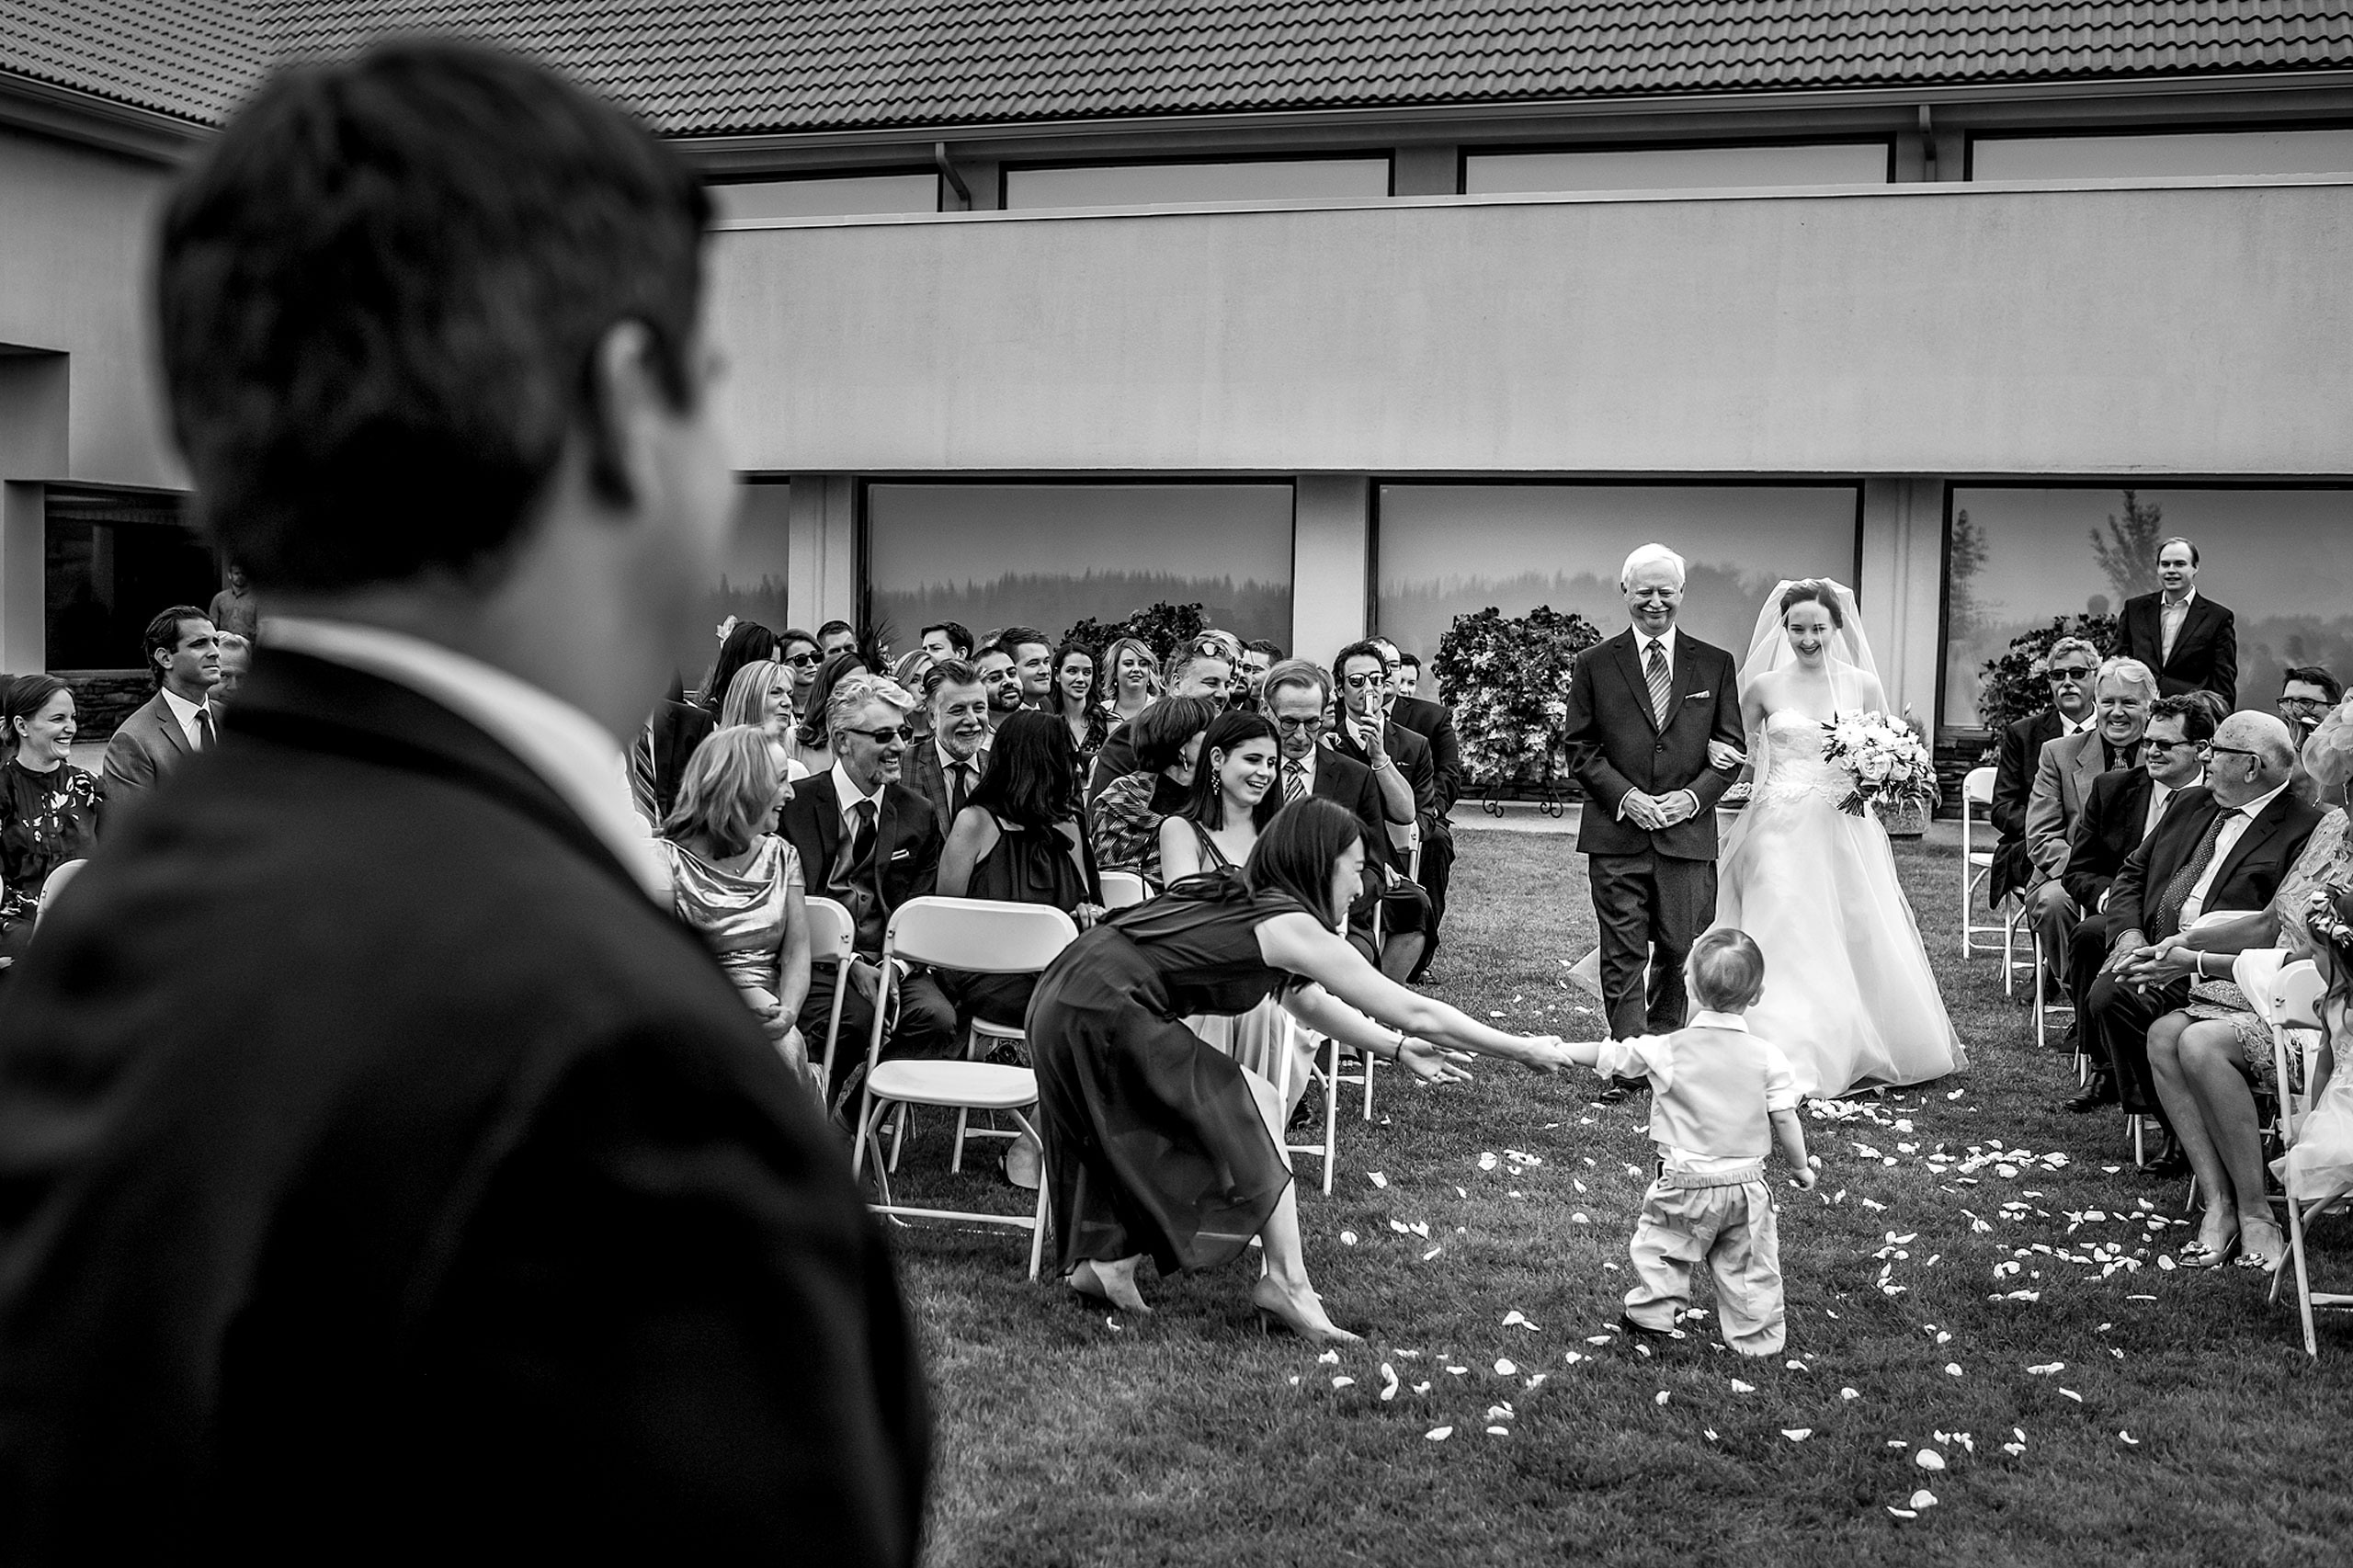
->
[[2279, 696, 2333, 712], [2205, 744, 2259, 761], [1340, 672, 1389, 690], [783, 652, 822, 668], [846, 724, 915, 744], [2147, 737, 2201, 754], [1274, 714, 1326, 732]]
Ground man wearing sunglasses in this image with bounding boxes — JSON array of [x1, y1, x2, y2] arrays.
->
[[780, 673, 958, 1103], [1989, 636, 2099, 910], [2024, 655, 2157, 1006]]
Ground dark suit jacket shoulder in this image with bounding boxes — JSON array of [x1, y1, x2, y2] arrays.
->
[[1991, 707, 2064, 902], [0, 652, 927, 1563], [1561, 629, 1742, 860], [2109, 783, 2325, 935], [2122, 591, 2238, 701], [1308, 746, 1395, 872], [2061, 765, 2154, 908], [1388, 694, 1463, 816], [779, 769, 944, 926]]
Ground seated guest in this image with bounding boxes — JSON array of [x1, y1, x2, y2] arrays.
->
[[1991, 637, 2099, 911], [787, 648, 867, 777], [658, 726, 813, 1081], [699, 618, 776, 719], [213, 631, 254, 700], [720, 657, 813, 792], [814, 619, 858, 658], [909, 659, 993, 840], [1328, 640, 1436, 863], [1087, 641, 1234, 803], [0, 675, 104, 959], [2120, 535, 2236, 701], [995, 626, 1054, 709], [1042, 639, 1108, 779], [1262, 658, 1422, 979], [1393, 652, 1422, 698], [890, 650, 938, 737], [1100, 635, 1159, 726], [776, 627, 823, 699], [2280, 665, 2345, 807], [2084, 712, 2326, 1173], [101, 606, 222, 812], [778, 673, 958, 1104], [972, 642, 1026, 733], [938, 710, 1102, 1043], [2024, 655, 2155, 1004], [1091, 696, 1220, 886], [627, 673, 718, 825], [1373, 634, 1463, 981], [2142, 751, 2348, 1267], [919, 621, 974, 663], [2059, 696, 2208, 1099]]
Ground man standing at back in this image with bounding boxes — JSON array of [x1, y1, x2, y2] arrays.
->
[[1561, 544, 1745, 1098], [2120, 535, 2236, 702], [0, 43, 926, 1565], [101, 606, 222, 811]]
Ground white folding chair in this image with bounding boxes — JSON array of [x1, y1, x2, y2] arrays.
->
[[848, 897, 1076, 1279], [1271, 1010, 1341, 1196], [1958, 768, 2028, 991], [801, 896, 857, 1098], [1099, 869, 1149, 910], [32, 858, 87, 932], [2264, 961, 2353, 1355]]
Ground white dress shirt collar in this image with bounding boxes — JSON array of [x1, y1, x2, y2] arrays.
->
[[1284, 746, 1319, 794], [158, 685, 213, 749], [264, 616, 668, 903], [1689, 1009, 1751, 1033], [1636, 625, 1680, 664], [830, 759, 884, 830]]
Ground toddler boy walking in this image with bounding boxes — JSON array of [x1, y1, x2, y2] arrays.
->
[[1566, 928, 1814, 1356]]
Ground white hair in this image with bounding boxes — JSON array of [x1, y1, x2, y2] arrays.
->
[[1620, 543, 1688, 589], [2095, 655, 2160, 704]]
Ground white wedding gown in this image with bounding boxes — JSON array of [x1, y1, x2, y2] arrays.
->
[[1709, 709, 1966, 1098]]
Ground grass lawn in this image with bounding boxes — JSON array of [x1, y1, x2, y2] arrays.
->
[[875, 826, 2353, 1566]]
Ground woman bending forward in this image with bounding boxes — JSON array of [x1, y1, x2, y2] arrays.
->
[[1026, 798, 1571, 1344]]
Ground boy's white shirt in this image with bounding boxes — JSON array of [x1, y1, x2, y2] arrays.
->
[[1592, 1010, 1802, 1175]]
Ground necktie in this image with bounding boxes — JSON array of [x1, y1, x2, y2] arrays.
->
[[835, 798, 878, 889], [1283, 761, 1307, 805], [949, 761, 974, 819], [194, 706, 216, 751], [2150, 807, 2231, 939], [1645, 641, 1673, 728]]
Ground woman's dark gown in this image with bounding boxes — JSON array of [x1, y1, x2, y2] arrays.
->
[[951, 815, 1098, 1029], [1025, 876, 1312, 1276]]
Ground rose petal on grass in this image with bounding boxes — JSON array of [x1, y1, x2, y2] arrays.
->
[[1729, 1379, 1756, 1393], [2120, 1430, 2140, 1446], [1654, 1392, 1671, 1406], [2060, 1389, 2083, 1403], [1495, 1358, 1518, 1376], [1485, 1426, 1509, 1437], [1781, 1427, 1812, 1442], [1915, 1449, 1946, 1471], [1944, 1364, 1963, 1378], [1841, 1388, 1859, 1401], [1425, 1426, 1452, 1441], [1367, 1171, 1388, 1188], [1317, 1349, 1340, 1365], [1331, 1376, 1355, 1389], [1339, 1231, 1358, 1246], [1910, 1490, 1938, 1509], [1887, 1507, 1918, 1519]]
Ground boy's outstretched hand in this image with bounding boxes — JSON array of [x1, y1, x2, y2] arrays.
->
[[1789, 1154, 1822, 1192]]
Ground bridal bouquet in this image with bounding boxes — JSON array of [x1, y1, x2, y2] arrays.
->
[[1821, 712, 1938, 819]]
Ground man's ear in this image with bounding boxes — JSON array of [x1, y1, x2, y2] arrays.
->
[[579, 319, 665, 510]]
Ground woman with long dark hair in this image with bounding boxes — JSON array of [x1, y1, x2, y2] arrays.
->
[[1161, 710, 1281, 882], [787, 648, 869, 777], [700, 619, 778, 719], [1028, 798, 1571, 1341], [1043, 639, 1108, 779]]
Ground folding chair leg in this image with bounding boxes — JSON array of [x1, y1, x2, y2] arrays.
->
[[950, 1108, 970, 1175], [2003, 904, 2017, 998], [1322, 1034, 1340, 1197], [2034, 945, 2047, 1049], [2132, 1114, 2146, 1167], [888, 1105, 909, 1173], [1011, 1108, 1051, 1282], [1360, 1047, 1376, 1122], [2289, 1197, 2318, 1357]]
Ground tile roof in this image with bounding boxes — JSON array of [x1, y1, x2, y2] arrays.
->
[[7, 4, 2353, 136]]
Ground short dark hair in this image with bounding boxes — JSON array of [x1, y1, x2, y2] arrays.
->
[[143, 606, 212, 688], [1245, 797, 1363, 925], [1397, 653, 1422, 672], [2284, 665, 2344, 705], [965, 710, 1079, 832], [157, 41, 709, 592], [1332, 639, 1392, 682], [815, 619, 857, 641], [920, 621, 975, 658], [2157, 535, 2200, 567], [995, 625, 1051, 658], [2148, 694, 2218, 746], [1689, 928, 1767, 1011], [4, 673, 72, 750], [1131, 696, 1222, 774], [922, 657, 983, 706], [1182, 710, 1282, 834], [1243, 638, 1284, 659]]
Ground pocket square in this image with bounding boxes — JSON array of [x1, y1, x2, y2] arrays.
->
[[1685, 690, 1711, 701], [888, 848, 913, 861]]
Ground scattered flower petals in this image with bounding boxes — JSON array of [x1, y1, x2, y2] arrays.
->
[[1910, 1490, 1939, 1510], [1331, 1376, 1355, 1389], [2120, 1430, 2140, 1446], [1944, 1364, 1963, 1378], [1317, 1350, 1340, 1365], [1915, 1449, 1947, 1471], [1339, 1231, 1358, 1246], [1425, 1426, 1452, 1441], [2060, 1389, 2083, 1403], [1366, 1171, 1388, 1188], [1502, 1311, 1538, 1331], [1485, 1426, 1508, 1437], [1841, 1388, 1859, 1401], [1888, 1507, 1918, 1519], [1729, 1379, 1755, 1393], [1781, 1427, 1812, 1442], [1495, 1358, 1518, 1376], [2027, 1363, 2064, 1376], [1654, 1392, 1671, 1406]]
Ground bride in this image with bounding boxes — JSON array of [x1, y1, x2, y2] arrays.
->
[[1711, 579, 1965, 1098]]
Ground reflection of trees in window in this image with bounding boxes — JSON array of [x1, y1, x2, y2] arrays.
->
[[2088, 490, 2165, 604], [1945, 507, 1990, 638]]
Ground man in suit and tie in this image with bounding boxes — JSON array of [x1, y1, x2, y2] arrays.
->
[[100, 605, 222, 811], [779, 673, 959, 1102], [1264, 659, 1424, 978], [0, 42, 926, 1563], [1989, 637, 2099, 909], [1561, 544, 1745, 1094], [906, 657, 992, 839], [2120, 536, 2237, 703], [2081, 712, 2325, 1169], [1373, 634, 1463, 979], [2023, 655, 2156, 1005]]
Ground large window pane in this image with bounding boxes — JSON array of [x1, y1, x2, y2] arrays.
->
[[868, 483, 1292, 647], [1972, 129, 2353, 182], [1375, 483, 1859, 668], [1466, 142, 1889, 194], [45, 487, 214, 671], [1941, 486, 2353, 728], [711, 172, 939, 222], [1005, 158, 1389, 210]]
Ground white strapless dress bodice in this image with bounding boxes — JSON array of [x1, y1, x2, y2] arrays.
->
[[1708, 710, 1966, 1098]]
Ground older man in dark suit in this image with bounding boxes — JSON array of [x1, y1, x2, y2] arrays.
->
[[905, 657, 991, 839], [1561, 544, 1745, 1074], [99, 605, 222, 812], [779, 674, 959, 1101], [0, 45, 926, 1565], [2120, 536, 2237, 702], [1988, 637, 2098, 908], [1372, 634, 1461, 979], [2081, 712, 2325, 1168], [2023, 655, 2155, 1006]]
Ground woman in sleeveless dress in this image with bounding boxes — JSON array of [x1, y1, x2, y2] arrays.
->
[[1029, 799, 1575, 1344], [1707, 580, 1965, 1098], [658, 726, 813, 1079]]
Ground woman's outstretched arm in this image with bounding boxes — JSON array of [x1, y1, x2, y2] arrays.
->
[[1256, 912, 1567, 1068]]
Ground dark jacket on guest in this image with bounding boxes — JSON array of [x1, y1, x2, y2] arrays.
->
[[0, 652, 928, 1565], [628, 697, 716, 824], [2105, 782, 2325, 943], [1327, 720, 1440, 842], [1562, 629, 1744, 861], [778, 767, 944, 957], [1387, 692, 1464, 820], [2061, 765, 2165, 911], [906, 739, 988, 842], [1990, 707, 2066, 904], [2120, 591, 2238, 702]]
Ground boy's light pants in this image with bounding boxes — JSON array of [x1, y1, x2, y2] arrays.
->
[[1622, 1165, 1785, 1357]]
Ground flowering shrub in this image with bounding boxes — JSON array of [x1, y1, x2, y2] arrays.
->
[[1061, 601, 1208, 662], [1974, 614, 2121, 733], [1433, 605, 1604, 793], [1822, 712, 1939, 818]]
